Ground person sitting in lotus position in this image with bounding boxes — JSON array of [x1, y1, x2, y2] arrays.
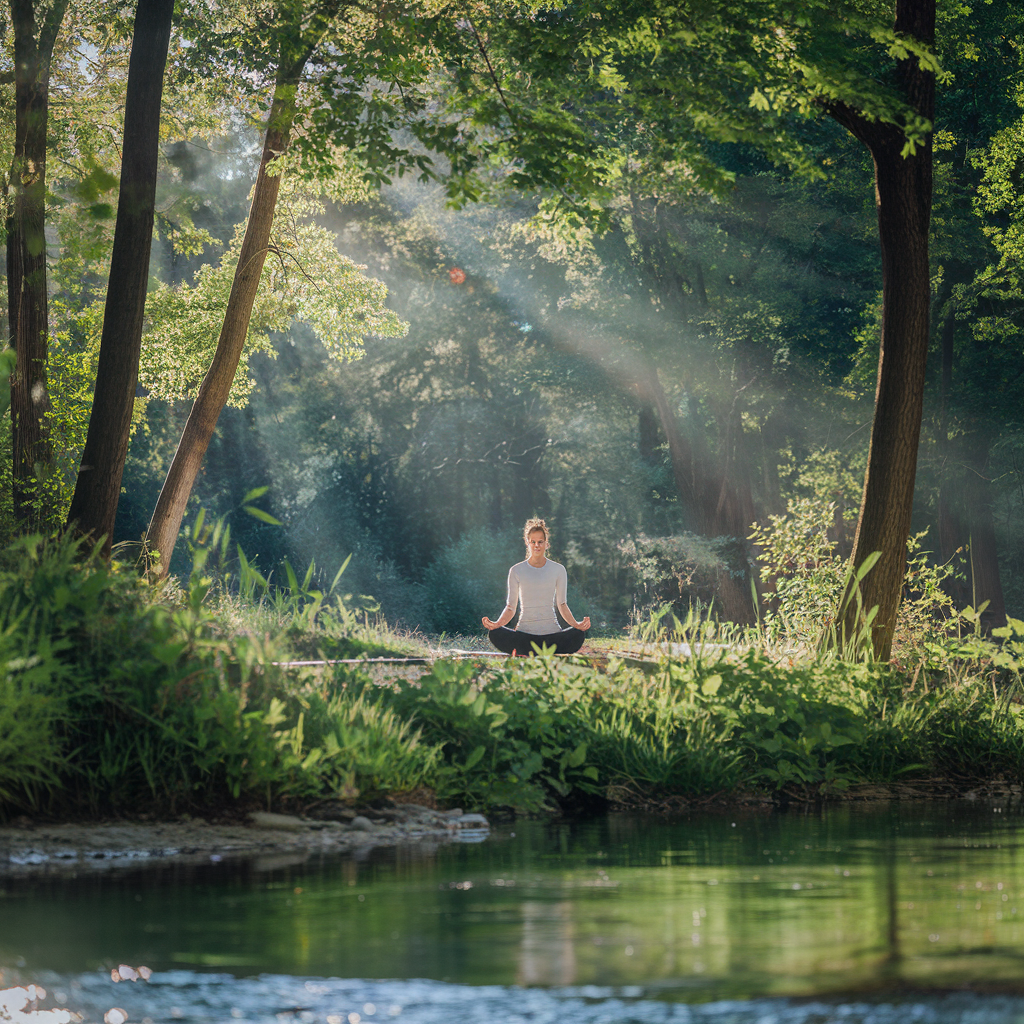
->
[[482, 517, 591, 655]]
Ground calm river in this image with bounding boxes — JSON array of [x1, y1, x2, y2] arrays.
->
[[6, 802, 1024, 1023]]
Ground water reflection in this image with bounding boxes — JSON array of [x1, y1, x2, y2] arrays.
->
[[518, 901, 575, 986], [5, 802, 1024, 999]]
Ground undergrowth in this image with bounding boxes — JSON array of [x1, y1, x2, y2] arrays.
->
[[1, 529, 1024, 819]]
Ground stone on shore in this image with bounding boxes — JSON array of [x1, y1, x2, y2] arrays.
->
[[248, 812, 309, 832]]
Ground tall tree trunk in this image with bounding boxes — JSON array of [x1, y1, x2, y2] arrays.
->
[[6, 0, 68, 525], [934, 287, 973, 608], [146, 63, 303, 575], [66, 0, 174, 553], [963, 436, 1007, 631], [759, 414, 782, 514], [933, 438, 1006, 629], [828, 0, 935, 660], [638, 402, 659, 465], [641, 366, 699, 523]]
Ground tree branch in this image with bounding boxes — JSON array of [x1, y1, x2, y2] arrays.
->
[[466, 12, 519, 135]]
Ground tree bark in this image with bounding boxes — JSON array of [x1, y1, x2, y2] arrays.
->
[[639, 366, 754, 622], [146, 63, 303, 575], [642, 366, 698, 523], [829, 0, 935, 660], [6, 0, 68, 525], [66, 0, 174, 553], [935, 288, 957, 559], [638, 403, 659, 465]]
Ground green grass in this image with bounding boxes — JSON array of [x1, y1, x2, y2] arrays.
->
[[1, 530, 1023, 819]]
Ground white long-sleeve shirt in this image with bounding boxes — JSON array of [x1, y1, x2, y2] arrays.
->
[[506, 558, 567, 634]]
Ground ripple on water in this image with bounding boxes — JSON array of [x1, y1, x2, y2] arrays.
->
[[28, 972, 1024, 1024]]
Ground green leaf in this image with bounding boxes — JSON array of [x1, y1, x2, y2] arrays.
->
[[702, 674, 722, 696], [243, 505, 283, 526], [0, 348, 15, 419], [464, 745, 486, 770], [264, 698, 288, 729], [242, 486, 270, 503], [542, 773, 570, 797], [153, 641, 187, 667], [853, 550, 881, 584], [749, 88, 770, 111], [330, 554, 353, 592], [283, 560, 299, 592], [567, 741, 587, 767]]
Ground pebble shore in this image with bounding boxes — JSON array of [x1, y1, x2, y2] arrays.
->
[[0, 803, 490, 876]]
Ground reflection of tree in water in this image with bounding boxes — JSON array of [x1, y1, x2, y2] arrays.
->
[[517, 900, 577, 987], [881, 834, 902, 980]]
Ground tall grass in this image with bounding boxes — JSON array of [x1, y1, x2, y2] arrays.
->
[[0, 532, 433, 817], [2, 528, 1024, 819]]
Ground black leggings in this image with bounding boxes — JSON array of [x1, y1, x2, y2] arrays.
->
[[488, 626, 586, 656]]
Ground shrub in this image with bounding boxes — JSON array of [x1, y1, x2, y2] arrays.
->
[[0, 627, 67, 811], [750, 498, 959, 655], [618, 532, 738, 625]]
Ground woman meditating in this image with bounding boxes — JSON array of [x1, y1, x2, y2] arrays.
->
[[482, 517, 591, 655]]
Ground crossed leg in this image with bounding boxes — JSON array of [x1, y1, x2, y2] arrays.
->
[[487, 626, 586, 655]]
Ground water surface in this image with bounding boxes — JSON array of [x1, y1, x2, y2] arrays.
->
[[4, 801, 1024, 1019]]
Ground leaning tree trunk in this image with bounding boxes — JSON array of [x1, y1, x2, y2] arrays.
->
[[6, 0, 69, 526], [66, 0, 174, 554], [146, 65, 302, 576], [828, 0, 935, 660]]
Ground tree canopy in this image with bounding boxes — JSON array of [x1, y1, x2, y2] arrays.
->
[[1, 0, 1023, 654]]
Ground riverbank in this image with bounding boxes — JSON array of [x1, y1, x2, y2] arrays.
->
[[0, 804, 490, 876], [6, 776, 1023, 879]]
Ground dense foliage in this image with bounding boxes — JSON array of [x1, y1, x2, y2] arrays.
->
[[1, 533, 1022, 819], [0, 0, 1018, 637]]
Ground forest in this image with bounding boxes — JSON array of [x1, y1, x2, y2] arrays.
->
[[1, 0, 1024, 816]]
